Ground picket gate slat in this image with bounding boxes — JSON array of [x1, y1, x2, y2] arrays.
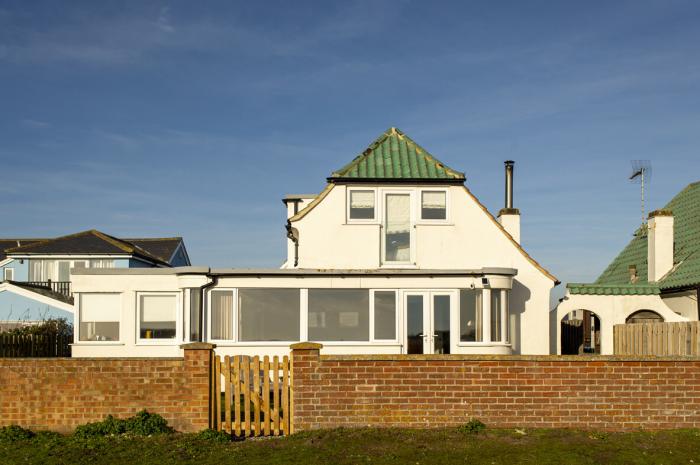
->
[[273, 356, 280, 436], [263, 356, 271, 436]]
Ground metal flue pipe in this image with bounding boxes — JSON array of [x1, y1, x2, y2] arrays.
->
[[504, 160, 514, 209]]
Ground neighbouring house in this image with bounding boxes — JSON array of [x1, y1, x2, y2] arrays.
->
[[71, 127, 559, 358], [0, 230, 190, 328], [554, 181, 700, 354]]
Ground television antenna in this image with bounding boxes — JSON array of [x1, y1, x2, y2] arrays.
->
[[629, 160, 652, 227]]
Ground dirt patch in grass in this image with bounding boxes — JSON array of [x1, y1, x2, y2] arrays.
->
[[2, 427, 700, 465]]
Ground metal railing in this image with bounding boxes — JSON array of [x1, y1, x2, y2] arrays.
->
[[24, 280, 72, 298]]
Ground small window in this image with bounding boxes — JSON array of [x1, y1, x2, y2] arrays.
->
[[238, 289, 300, 341], [79, 293, 121, 341], [308, 289, 369, 341], [58, 261, 70, 281], [139, 294, 177, 340], [349, 190, 375, 220], [3, 267, 14, 281], [211, 290, 234, 340], [373, 291, 396, 340], [490, 290, 504, 342], [189, 289, 202, 342], [460, 289, 482, 342], [421, 191, 447, 220]]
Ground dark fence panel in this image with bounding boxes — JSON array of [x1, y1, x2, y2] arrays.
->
[[0, 333, 71, 357]]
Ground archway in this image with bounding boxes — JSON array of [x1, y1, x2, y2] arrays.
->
[[561, 309, 601, 355], [625, 310, 664, 324]]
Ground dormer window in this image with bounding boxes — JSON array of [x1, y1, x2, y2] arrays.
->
[[348, 189, 376, 221], [421, 190, 447, 220]]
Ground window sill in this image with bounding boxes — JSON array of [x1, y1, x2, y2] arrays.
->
[[72, 342, 125, 346], [457, 342, 512, 347], [135, 340, 181, 346]]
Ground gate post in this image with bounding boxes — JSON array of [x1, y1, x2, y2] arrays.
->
[[179, 342, 217, 431], [290, 342, 323, 433]]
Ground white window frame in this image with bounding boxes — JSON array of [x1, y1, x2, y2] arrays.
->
[[417, 187, 450, 224], [3, 267, 14, 281], [207, 287, 237, 343], [456, 287, 511, 347], [136, 291, 182, 345], [380, 188, 416, 266], [370, 289, 399, 342], [346, 187, 378, 223], [75, 292, 123, 344]]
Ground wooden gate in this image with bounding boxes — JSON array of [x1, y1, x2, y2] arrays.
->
[[212, 355, 292, 437]]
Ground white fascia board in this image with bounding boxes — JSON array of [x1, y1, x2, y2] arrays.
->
[[0, 283, 74, 313], [7, 254, 133, 260], [0, 258, 13, 267]]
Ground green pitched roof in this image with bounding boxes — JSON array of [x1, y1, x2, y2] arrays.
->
[[329, 127, 466, 182], [568, 181, 700, 295]]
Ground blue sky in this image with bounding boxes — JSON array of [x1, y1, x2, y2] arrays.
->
[[1, 1, 699, 298]]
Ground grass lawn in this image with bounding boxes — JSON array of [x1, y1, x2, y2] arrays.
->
[[2, 427, 700, 465]]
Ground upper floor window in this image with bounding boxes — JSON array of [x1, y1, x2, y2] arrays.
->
[[348, 190, 375, 220], [421, 190, 447, 220], [3, 267, 14, 281]]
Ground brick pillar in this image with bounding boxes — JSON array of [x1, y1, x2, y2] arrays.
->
[[180, 342, 216, 432], [290, 342, 322, 433]]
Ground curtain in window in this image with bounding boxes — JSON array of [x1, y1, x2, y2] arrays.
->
[[385, 195, 411, 233], [422, 191, 445, 208], [211, 290, 234, 340], [29, 260, 42, 281], [350, 191, 374, 208], [385, 194, 411, 262]]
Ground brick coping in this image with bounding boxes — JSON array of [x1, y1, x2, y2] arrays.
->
[[0, 357, 185, 362], [320, 354, 700, 362]]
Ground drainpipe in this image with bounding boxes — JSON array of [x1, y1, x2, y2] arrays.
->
[[286, 220, 299, 267], [197, 270, 218, 342]]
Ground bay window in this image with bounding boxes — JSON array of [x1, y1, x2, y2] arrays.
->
[[459, 289, 482, 342]]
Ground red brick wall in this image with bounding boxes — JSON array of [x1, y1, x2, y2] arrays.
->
[[0, 344, 213, 433], [291, 344, 700, 431]]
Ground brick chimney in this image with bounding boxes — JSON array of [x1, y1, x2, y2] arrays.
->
[[498, 160, 521, 243], [647, 209, 674, 282]]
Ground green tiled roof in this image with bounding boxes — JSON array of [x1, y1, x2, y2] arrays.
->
[[566, 283, 660, 295], [329, 127, 466, 182], [568, 181, 700, 295]]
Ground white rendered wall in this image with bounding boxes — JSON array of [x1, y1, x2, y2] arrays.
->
[[553, 292, 691, 355], [290, 184, 557, 354]]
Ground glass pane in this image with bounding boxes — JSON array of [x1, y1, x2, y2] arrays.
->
[[140, 295, 176, 339], [406, 295, 424, 354], [491, 290, 502, 342], [350, 190, 375, 219], [373, 291, 396, 340], [433, 295, 450, 354], [79, 322, 119, 341], [58, 262, 70, 282], [385, 194, 411, 262], [239, 289, 300, 341], [211, 290, 234, 340], [308, 289, 369, 341], [79, 293, 120, 341], [421, 191, 446, 220], [189, 289, 202, 342], [459, 289, 482, 342]]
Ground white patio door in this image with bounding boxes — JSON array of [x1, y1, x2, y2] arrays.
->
[[404, 291, 454, 354]]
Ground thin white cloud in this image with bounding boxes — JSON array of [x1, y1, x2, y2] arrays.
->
[[21, 118, 51, 128]]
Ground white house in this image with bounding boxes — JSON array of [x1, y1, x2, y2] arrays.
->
[[71, 128, 559, 358], [554, 181, 700, 354]]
